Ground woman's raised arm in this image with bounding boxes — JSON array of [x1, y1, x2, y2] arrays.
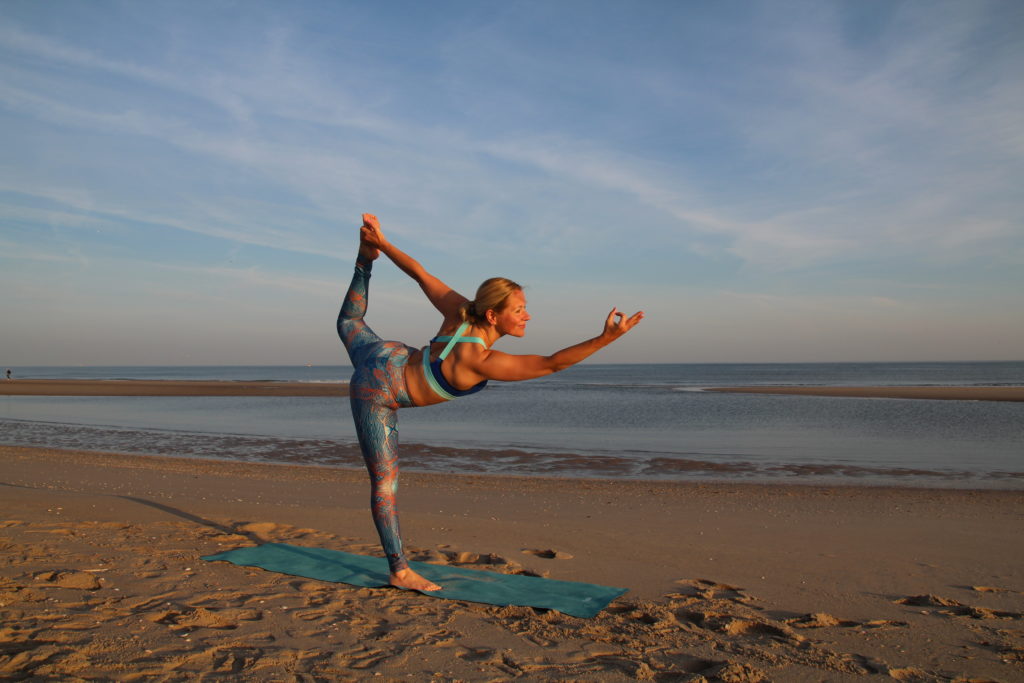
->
[[471, 307, 644, 382], [360, 213, 468, 321]]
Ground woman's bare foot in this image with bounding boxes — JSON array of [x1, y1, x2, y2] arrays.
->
[[356, 214, 380, 262], [390, 568, 441, 592], [358, 236, 379, 262], [358, 213, 382, 261]]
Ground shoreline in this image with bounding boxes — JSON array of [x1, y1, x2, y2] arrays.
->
[[2, 444, 1022, 679], [1, 378, 1021, 401], [704, 385, 1024, 401], [3, 422, 1020, 489], [0, 378, 348, 397]]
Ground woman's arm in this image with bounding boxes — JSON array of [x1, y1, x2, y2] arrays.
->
[[360, 213, 468, 320], [471, 308, 644, 382]]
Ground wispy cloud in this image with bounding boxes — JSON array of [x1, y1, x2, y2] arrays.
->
[[1, 1, 1020, 363]]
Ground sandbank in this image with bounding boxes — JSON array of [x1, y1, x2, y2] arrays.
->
[[4, 379, 1021, 402], [705, 385, 1024, 401], [0, 378, 348, 397], [2, 445, 1022, 681]]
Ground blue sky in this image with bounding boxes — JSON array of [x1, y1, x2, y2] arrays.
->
[[1, 0, 1021, 365]]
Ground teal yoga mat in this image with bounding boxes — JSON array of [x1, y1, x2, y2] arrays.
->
[[202, 543, 626, 619]]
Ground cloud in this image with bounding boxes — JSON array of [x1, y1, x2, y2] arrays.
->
[[1, 2, 1021, 365], [6, 4, 1019, 274]]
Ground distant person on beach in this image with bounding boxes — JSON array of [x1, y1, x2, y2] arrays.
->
[[338, 213, 643, 592], [5, 369, 10, 380]]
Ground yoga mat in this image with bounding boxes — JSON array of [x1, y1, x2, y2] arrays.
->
[[202, 543, 627, 619]]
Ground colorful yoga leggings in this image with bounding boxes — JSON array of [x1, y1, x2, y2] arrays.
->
[[337, 258, 415, 573]]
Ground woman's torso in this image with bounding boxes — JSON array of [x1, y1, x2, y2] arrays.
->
[[404, 323, 489, 407]]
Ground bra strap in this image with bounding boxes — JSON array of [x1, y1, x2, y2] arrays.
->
[[438, 322, 471, 360]]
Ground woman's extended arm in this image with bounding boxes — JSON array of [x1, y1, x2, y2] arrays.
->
[[471, 307, 644, 382], [360, 213, 467, 320]]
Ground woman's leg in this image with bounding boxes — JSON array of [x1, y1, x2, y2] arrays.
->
[[339, 253, 440, 591], [350, 390, 406, 570], [337, 256, 379, 364], [348, 346, 440, 592]]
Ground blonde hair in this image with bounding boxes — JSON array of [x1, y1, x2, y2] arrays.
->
[[459, 277, 522, 324]]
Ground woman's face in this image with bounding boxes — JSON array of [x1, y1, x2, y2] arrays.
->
[[492, 290, 530, 337]]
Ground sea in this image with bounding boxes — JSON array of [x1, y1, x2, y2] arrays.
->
[[1, 362, 1022, 489]]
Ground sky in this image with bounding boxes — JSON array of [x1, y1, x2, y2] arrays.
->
[[1, 0, 1022, 366]]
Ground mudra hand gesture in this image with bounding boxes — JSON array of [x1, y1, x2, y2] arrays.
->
[[602, 308, 644, 343]]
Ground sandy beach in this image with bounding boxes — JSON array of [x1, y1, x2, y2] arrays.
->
[[2, 443, 1022, 681]]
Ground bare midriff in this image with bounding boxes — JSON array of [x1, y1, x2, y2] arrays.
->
[[402, 346, 446, 408]]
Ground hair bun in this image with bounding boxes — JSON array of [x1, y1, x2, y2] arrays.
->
[[470, 277, 522, 325]]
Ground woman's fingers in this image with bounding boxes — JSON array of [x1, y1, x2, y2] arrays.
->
[[604, 308, 644, 337], [359, 213, 387, 249]]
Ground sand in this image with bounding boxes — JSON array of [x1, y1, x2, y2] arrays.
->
[[0, 379, 348, 397], [2, 444, 1022, 681], [4, 379, 1022, 401], [705, 386, 1024, 402]]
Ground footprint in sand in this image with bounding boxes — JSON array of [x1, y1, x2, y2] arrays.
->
[[895, 594, 1023, 620], [673, 578, 754, 603], [34, 570, 101, 590], [785, 612, 859, 628], [681, 611, 801, 642], [783, 612, 908, 629], [972, 585, 1019, 594], [521, 548, 574, 560], [444, 551, 509, 565], [148, 606, 262, 630], [455, 646, 501, 663], [236, 522, 288, 542]]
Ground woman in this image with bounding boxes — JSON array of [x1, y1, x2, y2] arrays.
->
[[338, 213, 643, 592]]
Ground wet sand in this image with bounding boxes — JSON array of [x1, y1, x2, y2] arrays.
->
[[0, 379, 348, 397], [2, 445, 1022, 681], [704, 385, 1024, 401], [4, 379, 1021, 402]]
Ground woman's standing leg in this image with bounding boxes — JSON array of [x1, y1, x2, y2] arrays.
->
[[337, 253, 441, 592], [349, 385, 406, 572]]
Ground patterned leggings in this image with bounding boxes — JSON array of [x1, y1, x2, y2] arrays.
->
[[337, 258, 416, 573]]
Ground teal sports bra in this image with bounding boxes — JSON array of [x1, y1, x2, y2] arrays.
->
[[423, 321, 488, 400]]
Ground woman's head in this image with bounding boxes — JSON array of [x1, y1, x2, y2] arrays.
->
[[460, 277, 530, 336]]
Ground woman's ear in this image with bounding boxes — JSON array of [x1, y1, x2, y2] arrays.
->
[[485, 309, 498, 325]]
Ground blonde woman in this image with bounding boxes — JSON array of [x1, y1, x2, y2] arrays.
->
[[338, 213, 643, 592]]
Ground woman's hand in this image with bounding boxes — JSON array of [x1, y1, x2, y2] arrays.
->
[[359, 213, 388, 255], [362, 213, 380, 230], [357, 212, 468, 318], [601, 307, 644, 343]]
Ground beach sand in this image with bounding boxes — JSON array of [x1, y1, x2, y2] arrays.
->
[[2, 444, 1022, 681], [0, 379, 348, 397]]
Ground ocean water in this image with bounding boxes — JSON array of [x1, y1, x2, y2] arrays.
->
[[1, 362, 1022, 488]]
